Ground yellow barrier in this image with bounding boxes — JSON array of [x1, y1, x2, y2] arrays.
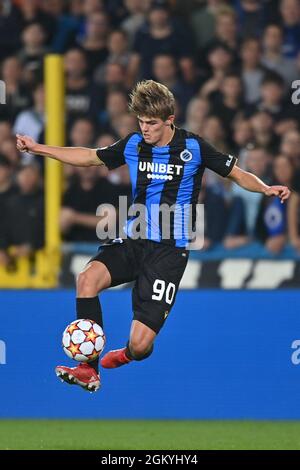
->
[[44, 54, 65, 288], [0, 55, 65, 289], [0, 249, 60, 288]]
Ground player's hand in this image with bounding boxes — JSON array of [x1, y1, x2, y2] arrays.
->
[[264, 185, 291, 203], [16, 134, 37, 153]]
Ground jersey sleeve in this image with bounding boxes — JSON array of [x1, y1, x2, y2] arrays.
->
[[96, 135, 131, 170], [199, 138, 237, 177]]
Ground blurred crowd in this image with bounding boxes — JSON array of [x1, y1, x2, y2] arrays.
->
[[0, 0, 300, 264]]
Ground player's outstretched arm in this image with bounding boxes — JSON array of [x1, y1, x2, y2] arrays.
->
[[16, 134, 102, 167], [227, 165, 291, 204]]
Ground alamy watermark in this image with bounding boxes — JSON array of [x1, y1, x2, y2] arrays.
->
[[0, 80, 6, 105], [0, 340, 6, 365], [94, 196, 205, 250], [291, 80, 300, 105], [291, 340, 300, 365]]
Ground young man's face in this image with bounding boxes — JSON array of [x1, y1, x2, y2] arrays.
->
[[137, 116, 174, 145]]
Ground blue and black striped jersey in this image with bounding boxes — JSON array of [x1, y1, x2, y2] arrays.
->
[[96, 127, 237, 247]]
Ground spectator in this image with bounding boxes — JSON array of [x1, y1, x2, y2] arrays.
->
[[183, 97, 210, 135], [202, 115, 229, 154], [99, 89, 128, 134], [127, 1, 194, 86], [69, 0, 85, 18], [96, 133, 116, 149], [0, 56, 32, 123], [202, 115, 230, 187], [255, 154, 295, 253], [189, 0, 224, 50], [199, 41, 234, 99], [0, 0, 298, 256], [0, 121, 13, 142], [224, 147, 271, 248], [96, 132, 132, 207], [288, 162, 300, 251], [63, 117, 96, 182], [207, 7, 239, 57], [198, 174, 229, 249], [18, 0, 56, 44], [0, 154, 17, 265], [69, 117, 95, 147], [240, 37, 269, 105], [94, 61, 127, 92], [274, 117, 300, 138], [232, 118, 253, 158], [106, 164, 132, 215], [235, 0, 266, 39], [107, 29, 130, 67], [113, 113, 138, 139], [78, 11, 110, 74], [71, 0, 106, 42], [95, 133, 116, 179], [64, 48, 104, 127], [81, 0, 106, 17], [210, 72, 244, 140], [280, 129, 300, 165], [18, 22, 48, 85], [105, 0, 129, 26], [0, 1, 22, 60], [273, 154, 295, 190], [60, 166, 119, 242], [43, 0, 81, 53], [279, 0, 300, 59], [250, 110, 278, 153], [5, 163, 44, 257], [13, 82, 45, 163], [92, 29, 130, 94], [0, 137, 21, 168], [261, 24, 298, 85], [250, 72, 292, 122], [152, 54, 194, 119], [93, 29, 130, 84], [121, 0, 151, 47]]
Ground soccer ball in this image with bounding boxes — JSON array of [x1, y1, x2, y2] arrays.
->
[[62, 319, 105, 362]]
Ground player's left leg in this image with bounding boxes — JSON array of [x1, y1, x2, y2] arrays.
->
[[101, 320, 156, 368]]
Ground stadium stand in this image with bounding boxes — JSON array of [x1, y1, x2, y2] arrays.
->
[[0, 0, 299, 287]]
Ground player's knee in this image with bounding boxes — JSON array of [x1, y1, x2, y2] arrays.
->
[[77, 270, 99, 296], [129, 339, 153, 359], [77, 262, 110, 296]]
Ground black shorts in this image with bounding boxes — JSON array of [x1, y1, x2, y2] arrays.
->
[[89, 238, 189, 334]]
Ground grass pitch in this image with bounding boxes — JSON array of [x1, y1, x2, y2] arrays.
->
[[1, 420, 300, 450]]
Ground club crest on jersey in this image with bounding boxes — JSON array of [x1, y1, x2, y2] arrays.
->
[[180, 149, 192, 162]]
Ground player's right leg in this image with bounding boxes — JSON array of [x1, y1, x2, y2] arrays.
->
[[56, 239, 138, 392], [101, 240, 189, 369], [55, 261, 111, 392]]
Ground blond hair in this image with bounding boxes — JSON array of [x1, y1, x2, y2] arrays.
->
[[216, 5, 237, 21], [129, 80, 175, 121]]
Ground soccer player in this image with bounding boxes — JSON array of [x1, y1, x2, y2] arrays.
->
[[16, 80, 290, 392]]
